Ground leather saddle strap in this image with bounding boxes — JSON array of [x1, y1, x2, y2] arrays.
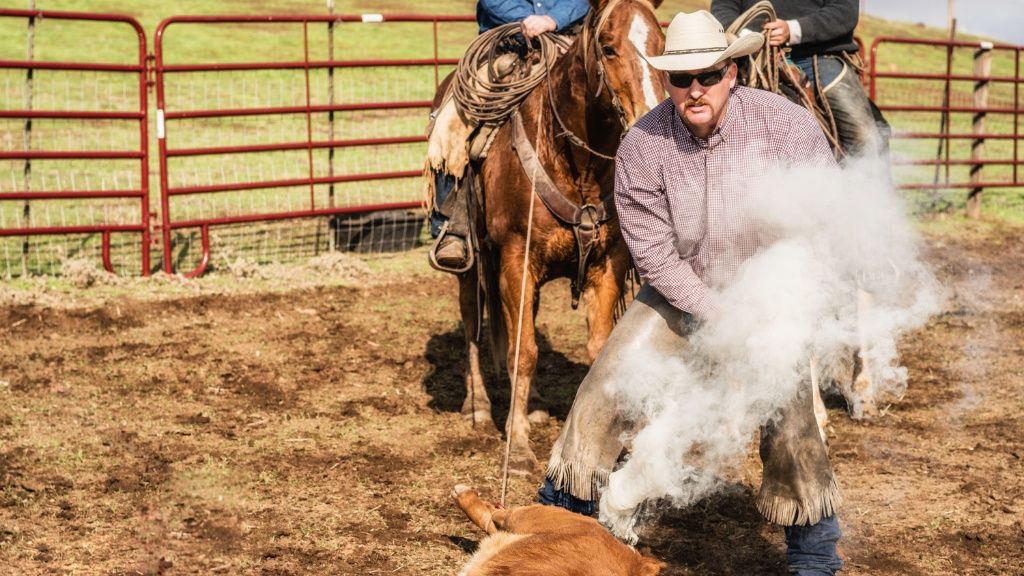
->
[[512, 112, 603, 224], [571, 205, 601, 308], [512, 111, 613, 308]]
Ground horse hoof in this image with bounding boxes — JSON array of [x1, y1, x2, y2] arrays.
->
[[848, 397, 879, 420], [527, 408, 550, 425], [462, 409, 497, 431], [508, 447, 539, 476]]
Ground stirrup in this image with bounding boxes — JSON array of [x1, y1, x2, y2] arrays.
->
[[428, 222, 475, 274]]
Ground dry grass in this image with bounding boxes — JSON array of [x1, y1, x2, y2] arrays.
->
[[0, 221, 1022, 574]]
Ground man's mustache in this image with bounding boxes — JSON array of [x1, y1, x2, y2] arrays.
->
[[685, 98, 711, 109]]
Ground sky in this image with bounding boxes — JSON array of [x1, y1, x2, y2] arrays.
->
[[862, 0, 1024, 45]]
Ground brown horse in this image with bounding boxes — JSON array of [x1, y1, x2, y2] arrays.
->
[[456, 0, 666, 473]]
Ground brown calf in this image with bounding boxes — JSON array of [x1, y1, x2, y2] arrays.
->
[[453, 485, 664, 576]]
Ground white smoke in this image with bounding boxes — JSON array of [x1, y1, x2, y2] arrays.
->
[[598, 158, 941, 543]]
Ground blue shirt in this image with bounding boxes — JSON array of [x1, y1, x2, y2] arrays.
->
[[477, 0, 591, 33]]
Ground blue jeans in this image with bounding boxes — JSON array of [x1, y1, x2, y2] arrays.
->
[[791, 53, 890, 160], [537, 477, 595, 516], [538, 479, 842, 574], [429, 171, 455, 238], [785, 514, 844, 575]]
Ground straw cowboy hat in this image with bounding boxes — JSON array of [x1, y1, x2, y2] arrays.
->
[[645, 10, 765, 72]]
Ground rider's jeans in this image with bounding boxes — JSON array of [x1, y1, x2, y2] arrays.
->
[[785, 514, 845, 575], [791, 53, 889, 160], [539, 476, 843, 574], [429, 171, 455, 238]]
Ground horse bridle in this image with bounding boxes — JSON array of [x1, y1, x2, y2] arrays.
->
[[547, 0, 656, 160]]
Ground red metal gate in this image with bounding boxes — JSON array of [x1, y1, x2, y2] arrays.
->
[[869, 36, 1022, 214], [153, 14, 476, 276], [3, 11, 1021, 279], [0, 9, 151, 276]]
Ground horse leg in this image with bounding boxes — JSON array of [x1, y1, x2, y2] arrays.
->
[[582, 256, 627, 364], [809, 354, 829, 445], [527, 285, 550, 425], [499, 254, 540, 474], [849, 288, 879, 419], [459, 271, 495, 432], [526, 389, 549, 425]]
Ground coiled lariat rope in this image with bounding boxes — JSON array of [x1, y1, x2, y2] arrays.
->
[[727, 0, 781, 93], [452, 23, 571, 126], [727, 0, 844, 156]]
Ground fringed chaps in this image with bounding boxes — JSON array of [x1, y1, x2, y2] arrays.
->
[[545, 283, 841, 526], [423, 53, 520, 212]]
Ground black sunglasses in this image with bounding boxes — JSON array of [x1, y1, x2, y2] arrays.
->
[[668, 67, 728, 89]]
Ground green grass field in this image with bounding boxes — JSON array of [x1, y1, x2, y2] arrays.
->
[[0, 0, 1020, 277]]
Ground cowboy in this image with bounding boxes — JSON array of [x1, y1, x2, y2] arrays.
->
[[711, 0, 889, 159], [537, 11, 844, 575], [430, 0, 591, 271]]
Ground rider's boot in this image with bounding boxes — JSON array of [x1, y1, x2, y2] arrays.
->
[[432, 228, 469, 270], [428, 174, 473, 273]]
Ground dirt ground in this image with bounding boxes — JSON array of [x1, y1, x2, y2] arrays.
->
[[0, 220, 1021, 575]]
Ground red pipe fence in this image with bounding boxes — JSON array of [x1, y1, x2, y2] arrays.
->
[[153, 14, 476, 276], [868, 36, 1022, 216], [0, 8, 151, 275], [1, 10, 1021, 277]]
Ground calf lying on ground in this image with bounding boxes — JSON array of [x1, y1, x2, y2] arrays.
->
[[452, 485, 664, 576]]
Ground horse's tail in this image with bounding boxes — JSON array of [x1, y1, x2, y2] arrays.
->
[[480, 244, 508, 377]]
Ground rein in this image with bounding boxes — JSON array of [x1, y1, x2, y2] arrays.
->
[[545, 14, 618, 161]]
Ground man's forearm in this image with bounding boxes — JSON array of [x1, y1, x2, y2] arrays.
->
[[634, 257, 718, 321], [617, 196, 719, 320]]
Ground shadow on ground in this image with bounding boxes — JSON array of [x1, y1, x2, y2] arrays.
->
[[642, 486, 788, 576], [422, 328, 589, 427]]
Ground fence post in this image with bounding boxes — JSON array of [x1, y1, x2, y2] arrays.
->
[[22, 1, 36, 277], [327, 0, 337, 251], [966, 42, 993, 219]]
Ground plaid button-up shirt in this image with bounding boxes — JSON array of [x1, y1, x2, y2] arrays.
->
[[614, 86, 836, 320]]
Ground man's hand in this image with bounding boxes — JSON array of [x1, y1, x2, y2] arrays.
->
[[521, 14, 557, 39], [762, 19, 791, 47]]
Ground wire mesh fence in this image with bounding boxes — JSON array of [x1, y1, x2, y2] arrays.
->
[[1, 9, 1021, 279], [155, 15, 475, 276], [869, 37, 1023, 219], [0, 11, 150, 278]]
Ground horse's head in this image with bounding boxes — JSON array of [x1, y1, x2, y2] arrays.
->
[[586, 0, 667, 127]]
